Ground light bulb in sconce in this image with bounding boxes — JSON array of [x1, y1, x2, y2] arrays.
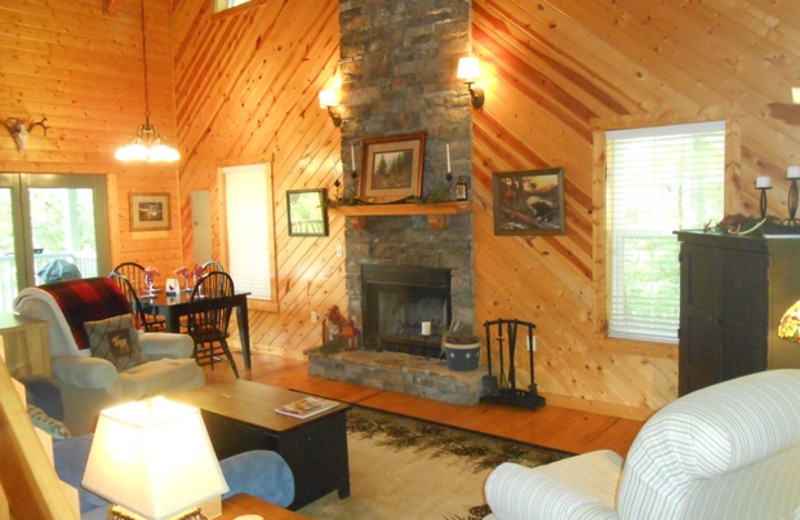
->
[[457, 57, 485, 108], [318, 89, 342, 127]]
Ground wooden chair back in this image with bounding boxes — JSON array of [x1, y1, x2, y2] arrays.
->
[[111, 262, 147, 294], [189, 271, 235, 338]]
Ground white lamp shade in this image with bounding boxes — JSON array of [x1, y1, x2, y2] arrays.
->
[[82, 397, 229, 520], [793, 87, 800, 104], [318, 89, 339, 108], [457, 57, 480, 82]]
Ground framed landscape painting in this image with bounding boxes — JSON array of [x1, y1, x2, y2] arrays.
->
[[130, 193, 170, 231], [359, 132, 426, 203], [492, 168, 565, 236], [287, 189, 329, 237]]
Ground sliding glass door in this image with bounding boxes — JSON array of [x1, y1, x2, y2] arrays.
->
[[0, 174, 110, 312]]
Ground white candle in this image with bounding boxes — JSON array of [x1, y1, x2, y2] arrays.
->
[[446, 143, 451, 173], [351, 145, 356, 171], [755, 176, 771, 188], [788, 165, 800, 179], [421, 321, 432, 336]]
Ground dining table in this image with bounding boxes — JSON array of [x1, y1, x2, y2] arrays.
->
[[140, 290, 253, 369]]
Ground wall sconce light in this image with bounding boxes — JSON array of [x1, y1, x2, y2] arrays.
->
[[457, 57, 485, 109], [792, 87, 800, 104], [319, 89, 342, 127]]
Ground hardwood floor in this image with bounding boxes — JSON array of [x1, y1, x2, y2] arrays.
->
[[203, 352, 645, 457]]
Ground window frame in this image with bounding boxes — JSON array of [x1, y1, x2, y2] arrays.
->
[[591, 111, 740, 343]]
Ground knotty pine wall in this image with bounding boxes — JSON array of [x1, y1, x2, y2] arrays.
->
[[171, 0, 346, 355], [0, 0, 183, 272], [5, 0, 800, 419], [470, 1, 800, 418]]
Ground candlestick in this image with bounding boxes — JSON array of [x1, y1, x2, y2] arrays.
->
[[446, 143, 451, 173], [785, 177, 799, 225], [756, 185, 771, 219]]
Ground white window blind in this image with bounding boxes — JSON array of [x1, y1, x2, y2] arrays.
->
[[606, 121, 725, 342], [223, 164, 273, 300]]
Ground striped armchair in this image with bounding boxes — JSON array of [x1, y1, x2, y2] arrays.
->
[[484, 369, 800, 520]]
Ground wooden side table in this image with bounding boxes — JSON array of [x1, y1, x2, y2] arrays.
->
[[219, 493, 311, 519], [0, 314, 50, 378]]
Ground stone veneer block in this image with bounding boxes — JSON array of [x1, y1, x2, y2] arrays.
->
[[306, 349, 483, 406]]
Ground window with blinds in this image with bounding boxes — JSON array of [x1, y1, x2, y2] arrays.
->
[[605, 121, 725, 342], [222, 163, 275, 301]]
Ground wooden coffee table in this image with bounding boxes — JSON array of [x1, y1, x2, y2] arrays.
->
[[174, 380, 350, 510]]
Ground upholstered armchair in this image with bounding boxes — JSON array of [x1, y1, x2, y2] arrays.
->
[[483, 369, 800, 520], [14, 277, 205, 435]]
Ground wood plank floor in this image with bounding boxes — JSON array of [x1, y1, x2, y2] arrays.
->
[[203, 352, 645, 457]]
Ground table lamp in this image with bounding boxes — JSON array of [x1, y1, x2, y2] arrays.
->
[[778, 300, 800, 341], [82, 397, 229, 520]]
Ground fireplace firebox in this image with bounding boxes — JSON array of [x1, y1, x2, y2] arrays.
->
[[361, 265, 452, 358]]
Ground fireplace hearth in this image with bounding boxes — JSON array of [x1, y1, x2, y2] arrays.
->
[[361, 264, 452, 358]]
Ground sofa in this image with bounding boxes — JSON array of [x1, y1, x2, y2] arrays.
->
[[483, 369, 800, 520], [3, 360, 294, 520], [14, 277, 205, 435]]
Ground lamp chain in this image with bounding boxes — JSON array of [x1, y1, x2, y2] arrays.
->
[[140, 0, 151, 126]]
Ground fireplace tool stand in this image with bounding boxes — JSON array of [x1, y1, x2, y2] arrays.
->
[[480, 319, 546, 410]]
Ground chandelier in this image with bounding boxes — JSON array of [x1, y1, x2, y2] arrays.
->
[[115, 0, 180, 163]]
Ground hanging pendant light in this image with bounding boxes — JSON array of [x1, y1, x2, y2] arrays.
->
[[115, 0, 180, 163]]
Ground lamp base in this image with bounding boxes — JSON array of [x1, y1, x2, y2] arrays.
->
[[108, 505, 208, 520]]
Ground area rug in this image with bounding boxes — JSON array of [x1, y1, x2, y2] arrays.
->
[[297, 407, 571, 519]]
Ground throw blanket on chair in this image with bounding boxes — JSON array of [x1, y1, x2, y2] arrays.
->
[[37, 277, 136, 350]]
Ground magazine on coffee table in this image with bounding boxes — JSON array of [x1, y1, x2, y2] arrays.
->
[[275, 396, 340, 419]]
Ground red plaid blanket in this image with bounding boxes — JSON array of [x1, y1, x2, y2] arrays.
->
[[39, 277, 135, 350]]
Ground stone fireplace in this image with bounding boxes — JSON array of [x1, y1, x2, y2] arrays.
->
[[306, 0, 482, 406], [361, 264, 452, 358]]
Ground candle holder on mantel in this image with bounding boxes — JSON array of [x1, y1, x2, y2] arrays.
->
[[755, 176, 772, 220], [783, 166, 800, 225]]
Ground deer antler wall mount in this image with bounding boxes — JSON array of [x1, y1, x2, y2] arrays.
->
[[4, 116, 49, 153]]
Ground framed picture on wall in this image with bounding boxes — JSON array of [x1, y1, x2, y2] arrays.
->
[[492, 168, 565, 235], [359, 132, 426, 203], [287, 189, 329, 237], [130, 193, 170, 231]]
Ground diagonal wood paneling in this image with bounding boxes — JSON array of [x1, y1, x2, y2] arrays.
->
[[172, 0, 346, 360], [6, 0, 800, 419], [472, 0, 800, 418]]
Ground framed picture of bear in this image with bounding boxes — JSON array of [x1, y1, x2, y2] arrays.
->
[[492, 168, 565, 236]]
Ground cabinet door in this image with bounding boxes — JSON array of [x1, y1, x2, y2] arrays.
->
[[679, 243, 723, 395], [720, 248, 768, 378]]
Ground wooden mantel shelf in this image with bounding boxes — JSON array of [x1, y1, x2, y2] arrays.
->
[[330, 201, 471, 230]]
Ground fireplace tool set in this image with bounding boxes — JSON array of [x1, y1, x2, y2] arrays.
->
[[481, 318, 546, 410]]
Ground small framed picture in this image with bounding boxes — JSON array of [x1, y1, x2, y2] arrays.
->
[[287, 189, 329, 237], [130, 193, 170, 231], [492, 168, 566, 235], [359, 132, 426, 203]]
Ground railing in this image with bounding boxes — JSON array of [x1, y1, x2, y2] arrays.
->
[[0, 252, 98, 314]]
